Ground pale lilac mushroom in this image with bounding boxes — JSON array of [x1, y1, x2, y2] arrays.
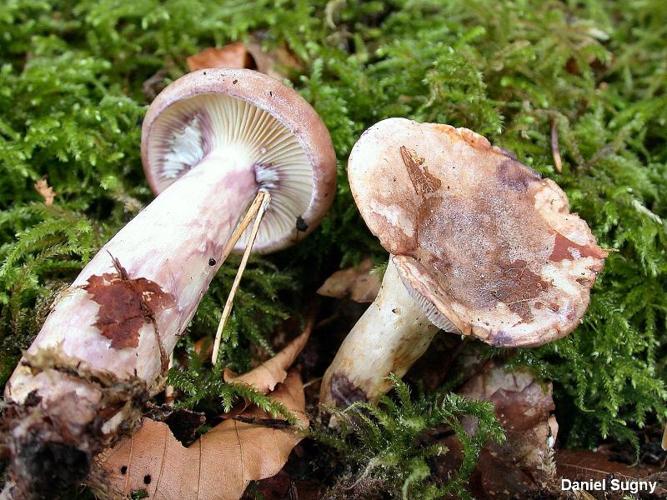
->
[[2, 68, 335, 498], [320, 118, 606, 407]]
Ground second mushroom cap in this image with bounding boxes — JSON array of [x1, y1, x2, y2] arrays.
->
[[348, 118, 606, 347]]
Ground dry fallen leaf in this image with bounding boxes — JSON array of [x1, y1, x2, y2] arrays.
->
[[83, 256, 175, 350], [458, 361, 558, 473], [317, 258, 381, 303], [224, 315, 314, 394], [95, 316, 314, 499], [34, 178, 55, 206], [435, 361, 559, 498], [97, 370, 308, 500], [186, 37, 301, 80], [187, 43, 254, 72], [245, 38, 302, 80]]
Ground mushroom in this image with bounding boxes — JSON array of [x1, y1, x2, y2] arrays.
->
[[320, 118, 606, 407], [2, 68, 335, 498]]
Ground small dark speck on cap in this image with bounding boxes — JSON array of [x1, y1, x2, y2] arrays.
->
[[269, 91, 273, 96], [233, 79, 238, 84], [296, 216, 308, 232], [120, 465, 127, 475], [144, 474, 152, 485], [208, 258, 216, 266]]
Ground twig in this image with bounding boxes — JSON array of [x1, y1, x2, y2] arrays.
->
[[550, 119, 562, 173], [165, 352, 175, 405], [303, 376, 322, 389], [212, 190, 271, 365], [218, 189, 270, 264]]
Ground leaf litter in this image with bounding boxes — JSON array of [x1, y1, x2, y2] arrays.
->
[[93, 319, 312, 500]]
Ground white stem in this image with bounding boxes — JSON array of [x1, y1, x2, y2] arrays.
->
[[5, 152, 257, 441], [320, 257, 438, 406]]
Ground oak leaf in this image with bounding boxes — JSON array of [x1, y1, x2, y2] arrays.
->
[[317, 258, 381, 304], [98, 370, 308, 500]]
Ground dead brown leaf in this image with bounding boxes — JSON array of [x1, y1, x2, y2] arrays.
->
[[95, 314, 314, 499], [435, 361, 559, 498], [83, 256, 175, 350], [224, 315, 315, 394], [98, 370, 308, 500], [34, 178, 55, 206], [187, 43, 254, 72], [245, 39, 302, 80], [317, 258, 381, 303], [186, 37, 301, 80]]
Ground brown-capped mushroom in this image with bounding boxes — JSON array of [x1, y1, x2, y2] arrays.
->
[[320, 117, 606, 407], [2, 69, 335, 498]]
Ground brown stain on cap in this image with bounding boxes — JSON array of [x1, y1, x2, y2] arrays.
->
[[550, 232, 607, 266]]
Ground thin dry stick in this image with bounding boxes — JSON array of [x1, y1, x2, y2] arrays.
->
[[212, 190, 271, 365], [165, 352, 175, 405], [218, 190, 269, 264], [550, 118, 563, 173]]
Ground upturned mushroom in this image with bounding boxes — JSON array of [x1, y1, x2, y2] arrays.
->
[[320, 118, 606, 407], [3, 68, 335, 498]]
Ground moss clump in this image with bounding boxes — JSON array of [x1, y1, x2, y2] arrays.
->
[[1, 0, 665, 485], [314, 375, 505, 499]]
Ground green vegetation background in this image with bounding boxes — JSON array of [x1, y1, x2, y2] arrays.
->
[[0, 0, 665, 484]]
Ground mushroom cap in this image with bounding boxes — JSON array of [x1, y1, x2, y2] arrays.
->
[[348, 118, 606, 347], [141, 68, 336, 254]]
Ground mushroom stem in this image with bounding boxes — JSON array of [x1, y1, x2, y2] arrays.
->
[[320, 258, 439, 406], [2, 153, 262, 495], [212, 189, 271, 365]]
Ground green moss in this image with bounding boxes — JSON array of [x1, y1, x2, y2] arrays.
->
[[314, 375, 505, 499], [0, 0, 665, 471]]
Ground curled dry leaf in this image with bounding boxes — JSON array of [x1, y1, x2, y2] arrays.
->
[[34, 178, 55, 206], [186, 37, 301, 80], [97, 370, 308, 500], [224, 315, 315, 394], [435, 361, 558, 498], [317, 258, 382, 304]]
